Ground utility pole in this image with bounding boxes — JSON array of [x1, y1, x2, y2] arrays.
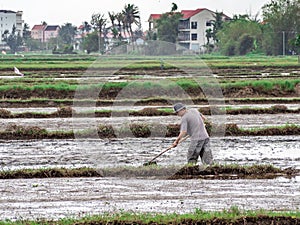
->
[[282, 31, 285, 56]]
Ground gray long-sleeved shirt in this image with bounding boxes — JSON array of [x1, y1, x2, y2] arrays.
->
[[180, 108, 209, 140]]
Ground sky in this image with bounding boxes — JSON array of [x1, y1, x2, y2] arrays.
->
[[0, 0, 270, 29]]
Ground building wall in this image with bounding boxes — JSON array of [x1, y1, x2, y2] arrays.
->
[[16, 11, 24, 34], [179, 9, 215, 51], [31, 29, 44, 42], [44, 28, 59, 42], [190, 10, 215, 50], [0, 11, 17, 44]]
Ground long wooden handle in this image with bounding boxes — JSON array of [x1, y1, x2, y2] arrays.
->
[[148, 135, 189, 163]]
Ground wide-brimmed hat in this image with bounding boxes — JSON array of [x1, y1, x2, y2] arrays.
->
[[173, 103, 186, 113]]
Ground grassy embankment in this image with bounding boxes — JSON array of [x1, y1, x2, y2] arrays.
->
[[0, 164, 298, 179], [0, 78, 299, 99], [0, 104, 299, 118], [0, 122, 300, 139], [0, 207, 300, 224]]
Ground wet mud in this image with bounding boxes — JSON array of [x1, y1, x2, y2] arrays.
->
[[0, 67, 299, 221], [1, 176, 299, 221], [169, 164, 299, 180], [1, 136, 299, 170], [0, 105, 300, 119], [0, 115, 299, 139]]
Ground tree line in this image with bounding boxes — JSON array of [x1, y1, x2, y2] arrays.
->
[[2, 0, 300, 55]]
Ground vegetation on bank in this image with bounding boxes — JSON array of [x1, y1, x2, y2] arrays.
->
[[0, 78, 299, 100], [0, 97, 299, 108], [1, 207, 300, 224], [0, 123, 299, 140], [0, 105, 299, 119], [0, 167, 101, 179], [0, 164, 298, 180], [0, 54, 299, 71]]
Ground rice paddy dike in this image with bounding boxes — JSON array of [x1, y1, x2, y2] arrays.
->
[[0, 54, 299, 223]]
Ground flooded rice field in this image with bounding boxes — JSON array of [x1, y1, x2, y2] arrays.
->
[[1, 176, 299, 221], [0, 113, 299, 131], [1, 101, 299, 221], [1, 136, 300, 170], [3, 103, 300, 114], [0, 135, 300, 220]]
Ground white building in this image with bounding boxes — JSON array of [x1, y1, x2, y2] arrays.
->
[[148, 8, 230, 52], [0, 10, 23, 44]]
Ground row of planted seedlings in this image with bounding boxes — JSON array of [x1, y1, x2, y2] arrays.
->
[[1, 122, 300, 140], [0, 78, 299, 99], [0, 104, 300, 119]]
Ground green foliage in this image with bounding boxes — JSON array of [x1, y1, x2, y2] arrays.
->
[[156, 12, 183, 43], [91, 13, 107, 54], [237, 34, 255, 55], [262, 0, 300, 55], [82, 31, 100, 53], [122, 3, 141, 44], [217, 17, 262, 56], [222, 40, 236, 56], [59, 23, 77, 45], [2, 25, 23, 53], [2, 208, 299, 224]]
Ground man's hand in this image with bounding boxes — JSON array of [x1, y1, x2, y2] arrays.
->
[[172, 140, 179, 148]]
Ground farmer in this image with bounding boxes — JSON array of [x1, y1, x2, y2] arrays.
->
[[172, 103, 213, 165]]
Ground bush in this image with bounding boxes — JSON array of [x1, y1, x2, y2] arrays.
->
[[222, 41, 236, 56], [237, 34, 254, 55]]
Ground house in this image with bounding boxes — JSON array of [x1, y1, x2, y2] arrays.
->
[[31, 25, 60, 42], [148, 14, 161, 31], [31, 25, 46, 42], [0, 10, 23, 45], [44, 25, 60, 42], [148, 8, 230, 52]]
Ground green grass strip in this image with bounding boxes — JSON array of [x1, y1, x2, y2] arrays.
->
[[1, 207, 299, 224]]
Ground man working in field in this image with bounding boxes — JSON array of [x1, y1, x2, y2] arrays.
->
[[172, 103, 213, 165]]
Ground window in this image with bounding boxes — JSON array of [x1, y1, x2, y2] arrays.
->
[[206, 21, 212, 26], [191, 33, 197, 40], [191, 21, 197, 29]]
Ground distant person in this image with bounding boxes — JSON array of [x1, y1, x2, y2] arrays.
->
[[172, 103, 213, 165]]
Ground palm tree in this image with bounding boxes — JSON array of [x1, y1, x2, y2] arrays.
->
[[108, 12, 118, 39], [91, 13, 107, 54], [122, 3, 140, 46], [115, 12, 124, 39]]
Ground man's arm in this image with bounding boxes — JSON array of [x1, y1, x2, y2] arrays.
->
[[200, 112, 206, 121], [172, 130, 187, 147]]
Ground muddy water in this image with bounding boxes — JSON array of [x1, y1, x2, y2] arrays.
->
[[1, 176, 299, 220], [0, 136, 299, 220], [4, 103, 300, 114], [0, 113, 299, 131], [1, 136, 299, 170]]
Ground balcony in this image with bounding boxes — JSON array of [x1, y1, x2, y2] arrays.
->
[[178, 20, 190, 30], [178, 35, 190, 42], [178, 31, 190, 42], [178, 24, 190, 30]]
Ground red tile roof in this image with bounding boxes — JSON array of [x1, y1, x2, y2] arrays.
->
[[181, 8, 206, 19], [32, 25, 46, 30], [149, 8, 210, 21], [149, 14, 162, 20]]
